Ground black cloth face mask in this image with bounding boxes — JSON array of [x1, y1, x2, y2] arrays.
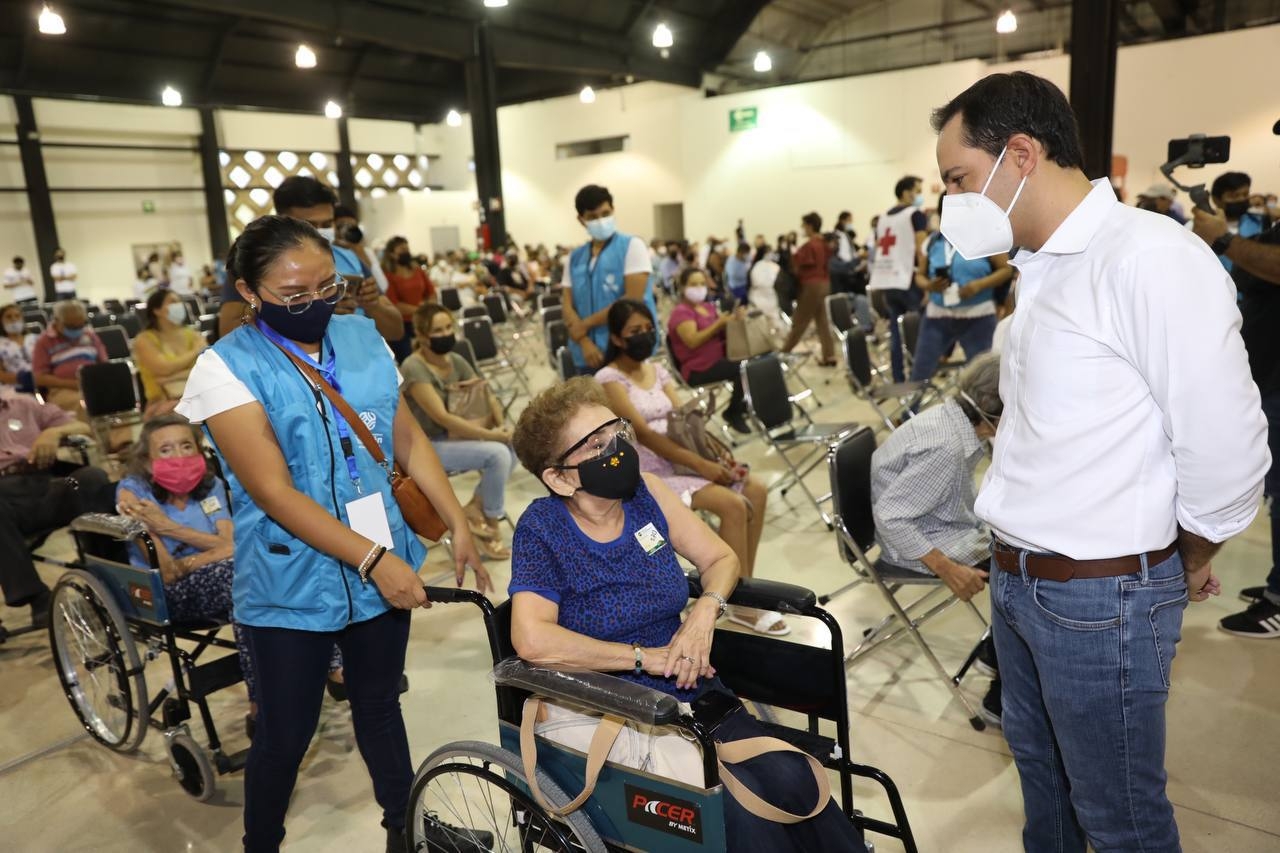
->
[[257, 298, 335, 344], [428, 334, 456, 354], [572, 436, 641, 500], [623, 331, 656, 361]]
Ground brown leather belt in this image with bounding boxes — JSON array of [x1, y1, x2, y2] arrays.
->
[[992, 539, 1178, 582]]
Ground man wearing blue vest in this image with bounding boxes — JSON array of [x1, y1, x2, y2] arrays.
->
[[217, 177, 404, 343], [1206, 171, 1271, 278], [561, 184, 656, 374]]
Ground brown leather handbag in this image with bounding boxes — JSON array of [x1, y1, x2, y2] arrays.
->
[[274, 347, 448, 541]]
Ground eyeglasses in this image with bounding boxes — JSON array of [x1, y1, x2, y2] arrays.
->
[[553, 417, 634, 468], [259, 275, 351, 315]]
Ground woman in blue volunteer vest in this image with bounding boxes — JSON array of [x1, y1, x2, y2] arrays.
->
[[562, 184, 658, 375], [176, 215, 492, 853], [908, 209, 1012, 382]]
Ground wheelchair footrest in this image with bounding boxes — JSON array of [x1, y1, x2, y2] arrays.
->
[[752, 720, 839, 767]]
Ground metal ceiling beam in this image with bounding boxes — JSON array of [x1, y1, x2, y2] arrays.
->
[[704, 0, 774, 67], [201, 18, 239, 100], [1148, 0, 1201, 34]]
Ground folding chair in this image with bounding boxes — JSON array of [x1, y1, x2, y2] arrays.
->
[[452, 337, 517, 424], [825, 427, 988, 730], [898, 311, 921, 375], [24, 320, 44, 336], [540, 305, 563, 328], [461, 305, 488, 320], [544, 319, 569, 371], [78, 360, 143, 455], [22, 305, 48, 325], [180, 295, 202, 324], [439, 287, 464, 313], [535, 293, 561, 316], [483, 291, 535, 357], [460, 315, 531, 397], [555, 346, 575, 382], [103, 299, 126, 315], [843, 329, 931, 433], [825, 292, 856, 343], [663, 337, 743, 444], [741, 353, 857, 529], [97, 325, 133, 361], [89, 312, 112, 329], [117, 313, 142, 338]]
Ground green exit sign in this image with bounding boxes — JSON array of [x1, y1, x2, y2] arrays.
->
[[141, 200, 156, 214], [729, 106, 757, 132]]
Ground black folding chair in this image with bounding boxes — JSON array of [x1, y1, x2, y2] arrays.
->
[[97, 325, 133, 361], [556, 346, 575, 382], [453, 336, 516, 422], [462, 305, 488, 319], [824, 427, 988, 730], [103, 299, 126, 315], [89, 312, 113, 329], [741, 353, 857, 528], [461, 315, 532, 397], [117, 313, 142, 338], [540, 305, 563, 328], [825, 292, 857, 343], [545, 320, 569, 371], [439, 287, 464, 313], [78, 360, 143, 453], [843, 329, 932, 433]]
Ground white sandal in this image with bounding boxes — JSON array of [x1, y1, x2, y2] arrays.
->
[[727, 609, 791, 637]]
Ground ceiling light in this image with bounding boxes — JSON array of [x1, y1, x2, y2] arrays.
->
[[161, 86, 182, 107], [324, 100, 343, 119], [652, 23, 673, 49], [753, 51, 772, 73], [38, 4, 66, 35], [996, 10, 1017, 34], [446, 109, 462, 127], [483, 0, 508, 7], [579, 86, 596, 104], [295, 44, 317, 69]]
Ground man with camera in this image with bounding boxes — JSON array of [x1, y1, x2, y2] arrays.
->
[[1191, 124, 1280, 639], [933, 72, 1268, 852]]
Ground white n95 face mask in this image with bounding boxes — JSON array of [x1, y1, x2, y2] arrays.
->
[[940, 145, 1028, 260]]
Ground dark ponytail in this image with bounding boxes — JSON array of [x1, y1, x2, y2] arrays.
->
[[226, 214, 329, 293]]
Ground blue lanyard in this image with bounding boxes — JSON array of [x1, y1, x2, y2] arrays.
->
[[256, 321, 363, 490]]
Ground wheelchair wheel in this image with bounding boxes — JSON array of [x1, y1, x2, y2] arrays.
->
[[48, 569, 148, 753], [166, 729, 215, 801], [407, 740, 607, 853]]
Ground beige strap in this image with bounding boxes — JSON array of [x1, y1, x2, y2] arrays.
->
[[715, 736, 832, 824], [519, 697, 625, 817]]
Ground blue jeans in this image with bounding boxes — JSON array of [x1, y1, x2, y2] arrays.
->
[[908, 313, 997, 382], [1261, 390, 1280, 601], [881, 287, 920, 383], [433, 439, 516, 519], [992, 550, 1187, 852]]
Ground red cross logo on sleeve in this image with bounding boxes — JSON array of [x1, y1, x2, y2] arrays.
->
[[877, 229, 897, 255]]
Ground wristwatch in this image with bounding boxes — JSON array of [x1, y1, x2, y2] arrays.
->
[[1211, 232, 1235, 256], [701, 591, 728, 617]]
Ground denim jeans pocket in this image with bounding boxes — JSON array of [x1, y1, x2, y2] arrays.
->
[[1031, 577, 1123, 631], [1149, 591, 1188, 689]]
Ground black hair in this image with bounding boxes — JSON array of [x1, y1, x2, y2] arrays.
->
[[677, 266, 706, 291], [226, 214, 329, 293], [574, 184, 613, 215], [1211, 171, 1251, 199], [333, 203, 358, 221], [12, 256, 22, 265], [837, 210, 852, 221], [128, 414, 217, 505], [894, 176, 922, 200], [272, 175, 337, 215], [736, 242, 750, 255], [603, 298, 655, 364], [142, 287, 177, 331], [802, 212, 822, 233], [930, 71, 1084, 170]]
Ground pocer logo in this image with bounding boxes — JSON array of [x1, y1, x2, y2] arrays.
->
[[624, 784, 702, 843]]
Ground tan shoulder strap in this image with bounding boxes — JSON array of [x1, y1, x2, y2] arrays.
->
[[715, 736, 831, 823], [520, 697, 625, 817]]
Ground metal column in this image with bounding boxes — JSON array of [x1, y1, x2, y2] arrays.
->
[[465, 22, 506, 248], [1068, 0, 1120, 180], [13, 96, 60, 302], [198, 108, 231, 261], [336, 117, 358, 212]]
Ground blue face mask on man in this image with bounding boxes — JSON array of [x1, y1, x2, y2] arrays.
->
[[62, 324, 85, 340], [584, 215, 617, 242]]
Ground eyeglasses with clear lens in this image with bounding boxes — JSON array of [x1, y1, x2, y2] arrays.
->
[[555, 417, 634, 468], [261, 275, 351, 315]]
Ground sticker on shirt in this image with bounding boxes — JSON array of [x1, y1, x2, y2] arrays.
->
[[634, 522, 667, 556], [200, 495, 222, 516], [347, 493, 394, 549]]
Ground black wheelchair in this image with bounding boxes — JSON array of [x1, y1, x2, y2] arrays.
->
[[407, 576, 918, 852], [47, 513, 248, 800]]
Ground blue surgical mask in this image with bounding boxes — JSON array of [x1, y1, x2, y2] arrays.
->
[[912, 193, 926, 208], [585, 215, 617, 242], [62, 325, 85, 340]]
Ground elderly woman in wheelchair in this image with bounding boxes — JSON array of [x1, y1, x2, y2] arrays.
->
[[114, 415, 256, 725], [498, 377, 866, 852]]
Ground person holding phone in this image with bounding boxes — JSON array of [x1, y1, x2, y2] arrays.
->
[[176, 214, 491, 853], [909, 202, 1011, 382]]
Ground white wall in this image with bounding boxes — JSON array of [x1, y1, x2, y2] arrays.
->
[[360, 190, 479, 257]]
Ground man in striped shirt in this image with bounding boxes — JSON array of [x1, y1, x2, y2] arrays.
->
[[32, 300, 106, 413]]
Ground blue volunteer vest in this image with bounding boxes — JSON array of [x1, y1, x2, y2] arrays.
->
[[1221, 212, 1269, 275], [209, 314, 427, 631], [925, 233, 995, 309], [566, 233, 657, 368]]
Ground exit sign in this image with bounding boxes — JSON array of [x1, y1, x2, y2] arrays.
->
[[141, 200, 156, 214], [729, 106, 757, 132]]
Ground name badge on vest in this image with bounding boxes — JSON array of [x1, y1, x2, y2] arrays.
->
[[200, 496, 222, 516], [634, 522, 667, 556]]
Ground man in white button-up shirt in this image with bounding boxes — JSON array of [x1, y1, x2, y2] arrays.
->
[[931, 72, 1268, 853]]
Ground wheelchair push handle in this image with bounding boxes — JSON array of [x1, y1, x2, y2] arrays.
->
[[422, 585, 495, 611]]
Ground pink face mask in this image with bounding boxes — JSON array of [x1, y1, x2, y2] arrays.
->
[[152, 454, 207, 495]]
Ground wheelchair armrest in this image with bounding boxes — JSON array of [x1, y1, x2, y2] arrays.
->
[[686, 573, 817, 615], [491, 658, 681, 727], [69, 512, 147, 541]]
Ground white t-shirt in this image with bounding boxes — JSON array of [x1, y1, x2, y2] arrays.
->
[[176, 343, 403, 424], [2, 267, 37, 302], [559, 236, 651, 288], [50, 261, 78, 296], [168, 263, 193, 295]]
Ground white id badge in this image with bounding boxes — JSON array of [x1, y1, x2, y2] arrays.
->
[[346, 493, 394, 549], [943, 284, 962, 307], [634, 522, 667, 556], [200, 495, 222, 516]]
